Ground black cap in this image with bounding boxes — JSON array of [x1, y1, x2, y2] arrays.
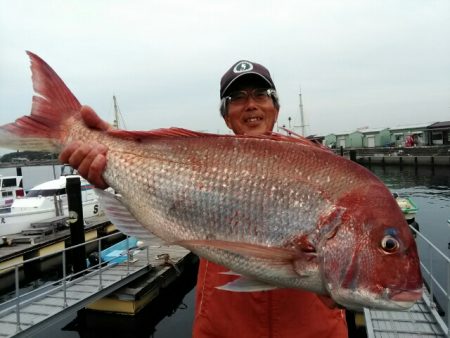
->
[[220, 60, 275, 98]]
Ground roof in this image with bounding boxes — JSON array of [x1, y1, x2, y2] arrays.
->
[[427, 121, 450, 129], [389, 123, 432, 131], [360, 128, 389, 134]]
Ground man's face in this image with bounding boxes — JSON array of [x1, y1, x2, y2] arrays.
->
[[224, 85, 279, 136]]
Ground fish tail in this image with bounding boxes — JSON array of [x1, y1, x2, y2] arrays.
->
[[0, 51, 82, 152]]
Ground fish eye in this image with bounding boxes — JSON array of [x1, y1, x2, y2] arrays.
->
[[381, 235, 400, 253]]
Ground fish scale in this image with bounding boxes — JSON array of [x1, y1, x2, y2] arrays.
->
[[105, 138, 329, 241], [0, 51, 423, 311]]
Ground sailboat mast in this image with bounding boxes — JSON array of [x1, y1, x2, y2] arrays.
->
[[299, 88, 305, 136], [113, 95, 120, 129]]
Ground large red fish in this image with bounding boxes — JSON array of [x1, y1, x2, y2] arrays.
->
[[0, 52, 422, 310]]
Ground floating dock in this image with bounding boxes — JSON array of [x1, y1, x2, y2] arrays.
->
[[0, 215, 120, 293], [0, 235, 196, 338], [364, 290, 448, 337]]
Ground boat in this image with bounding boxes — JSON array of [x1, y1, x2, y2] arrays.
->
[[0, 175, 25, 213], [393, 193, 419, 221], [0, 175, 101, 237]]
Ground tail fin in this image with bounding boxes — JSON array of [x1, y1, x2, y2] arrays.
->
[[0, 51, 81, 152]]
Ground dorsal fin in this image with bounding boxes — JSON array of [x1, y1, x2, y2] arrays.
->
[[106, 127, 216, 142], [107, 127, 328, 152]]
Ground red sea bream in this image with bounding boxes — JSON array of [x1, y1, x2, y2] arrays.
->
[[0, 52, 423, 310]]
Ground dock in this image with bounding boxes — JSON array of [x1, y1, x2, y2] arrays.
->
[[0, 234, 195, 338], [364, 289, 448, 337], [0, 215, 120, 293], [357, 155, 450, 167], [0, 217, 448, 337]]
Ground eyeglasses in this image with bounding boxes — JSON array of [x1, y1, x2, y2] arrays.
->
[[225, 88, 276, 106]]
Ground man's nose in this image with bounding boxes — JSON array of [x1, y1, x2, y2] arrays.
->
[[244, 95, 258, 109]]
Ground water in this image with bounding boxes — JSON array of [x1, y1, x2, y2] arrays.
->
[[1, 164, 449, 336]]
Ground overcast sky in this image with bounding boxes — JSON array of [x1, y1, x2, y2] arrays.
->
[[1, 0, 449, 151]]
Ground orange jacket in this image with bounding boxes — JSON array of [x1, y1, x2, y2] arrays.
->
[[193, 259, 348, 338]]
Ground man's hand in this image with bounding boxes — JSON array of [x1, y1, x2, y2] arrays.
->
[[59, 106, 110, 189]]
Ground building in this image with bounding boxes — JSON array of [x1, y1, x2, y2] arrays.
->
[[361, 128, 391, 147], [346, 131, 364, 148], [426, 121, 450, 145], [389, 123, 430, 147], [323, 121, 450, 149]]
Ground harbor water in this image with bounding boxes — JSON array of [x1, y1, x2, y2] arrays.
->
[[0, 164, 449, 337]]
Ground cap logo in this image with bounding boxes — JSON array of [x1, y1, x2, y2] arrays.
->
[[233, 61, 253, 73]]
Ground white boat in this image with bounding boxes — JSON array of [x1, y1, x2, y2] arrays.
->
[[0, 175, 25, 213], [0, 175, 101, 237]]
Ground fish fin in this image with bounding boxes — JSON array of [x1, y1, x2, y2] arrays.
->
[[294, 234, 317, 253], [106, 128, 217, 142], [175, 239, 299, 262], [293, 258, 319, 277], [94, 189, 155, 241], [0, 51, 81, 152], [216, 276, 278, 292], [106, 128, 328, 153], [275, 127, 332, 151], [219, 270, 243, 276]]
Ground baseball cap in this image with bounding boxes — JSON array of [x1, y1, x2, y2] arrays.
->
[[220, 60, 276, 98]]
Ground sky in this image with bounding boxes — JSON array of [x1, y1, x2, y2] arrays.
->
[[1, 0, 449, 154]]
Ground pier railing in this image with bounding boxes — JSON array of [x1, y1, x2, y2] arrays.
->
[[1, 227, 448, 336], [409, 224, 450, 335], [0, 233, 150, 331]]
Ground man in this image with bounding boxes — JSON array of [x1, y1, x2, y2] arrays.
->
[[60, 60, 348, 338]]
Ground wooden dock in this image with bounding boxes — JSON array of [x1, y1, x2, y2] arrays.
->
[[0, 235, 195, 338]]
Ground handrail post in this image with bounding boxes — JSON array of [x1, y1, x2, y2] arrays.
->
[[98, 238, 103, 290], [428, 244, 435, 309], [15, 266, 21, 333], [126, 235, 130, 275], [446, 218, 450, 337], [62, 250, 68, 308]]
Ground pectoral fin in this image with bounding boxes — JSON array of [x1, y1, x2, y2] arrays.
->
[[94, 188, 155, 241], [216, 276, 278, 292], [174, 239, 300, 262]]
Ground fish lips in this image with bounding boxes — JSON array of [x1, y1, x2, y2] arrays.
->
[[388, 287, 423, 303], [331, 285, 423, 311]]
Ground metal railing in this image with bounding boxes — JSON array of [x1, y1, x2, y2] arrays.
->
[[0, 233, 150, 333], [409, 224, 450, 336]]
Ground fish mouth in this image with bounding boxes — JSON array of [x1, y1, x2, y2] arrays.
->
[[331, 286, 423, 311], [388, 287, 423, 302]]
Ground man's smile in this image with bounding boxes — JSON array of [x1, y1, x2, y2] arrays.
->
[[244, 115, 264, 125]]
